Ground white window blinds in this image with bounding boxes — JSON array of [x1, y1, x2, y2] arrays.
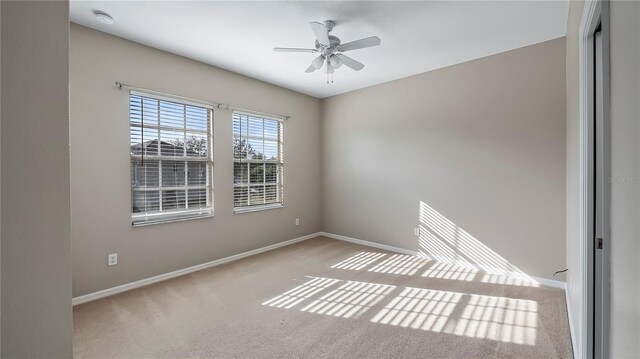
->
[[233, 112, 283, 212], [129, 92, 213, 225]]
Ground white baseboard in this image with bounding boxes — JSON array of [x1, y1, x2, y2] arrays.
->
[[72, 232, 322, 306], [530, 275, 566, 290], [565, 286, 578, 359], [74, 230, 567, 306], [318, 232, 420, 256], [319, 231, 566, 289]]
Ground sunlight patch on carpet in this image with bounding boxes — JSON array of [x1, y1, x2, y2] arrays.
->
[[421, 262, 478, 281], [371, 287, 538, 345], [261, 277, 341, 309], [300, 279, 395, 319], [331, 251, 387, 271], [367, 254, 429, 276]]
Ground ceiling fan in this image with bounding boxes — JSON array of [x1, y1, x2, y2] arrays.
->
[[273, 20, 381, 82]]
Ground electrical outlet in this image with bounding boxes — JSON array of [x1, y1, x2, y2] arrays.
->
[[414, 228, 420, 237], [295, 218, 300, 226], [108, 253, 118, 266]]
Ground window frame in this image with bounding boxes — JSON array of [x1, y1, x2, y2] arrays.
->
[[232, 111, 284, 214], [129, 91, 214, 226]]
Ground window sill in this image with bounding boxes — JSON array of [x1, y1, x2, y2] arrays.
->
[[234, 203, 283, 214], [132, 212, 214, 227]]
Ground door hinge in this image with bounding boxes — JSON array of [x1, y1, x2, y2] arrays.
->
[[596, 237, 603, 250]]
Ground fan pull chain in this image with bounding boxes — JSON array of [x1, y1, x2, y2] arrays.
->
[[326, 72, 334, 84]]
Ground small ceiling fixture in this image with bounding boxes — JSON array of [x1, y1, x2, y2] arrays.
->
[[94, 10, 114, 25], [273, 20, 381, 84]]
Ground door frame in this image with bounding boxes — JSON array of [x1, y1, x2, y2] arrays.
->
[[579, 0, 610, 357]]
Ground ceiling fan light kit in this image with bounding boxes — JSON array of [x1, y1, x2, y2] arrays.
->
[[273, 20, 381, 84]]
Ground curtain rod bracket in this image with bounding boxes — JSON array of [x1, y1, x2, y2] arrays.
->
[[115, 81, 123, 89]]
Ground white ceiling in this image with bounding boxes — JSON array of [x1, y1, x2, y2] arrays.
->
[[70, 1, 569, 99]]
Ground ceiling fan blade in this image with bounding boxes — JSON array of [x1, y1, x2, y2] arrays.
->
[[312, 55, 325, 69], [309, 22, 330, 47], [337, 36, 381, 52], [273, 47, 318, 53], [335, 54, 365, 71], [305, 55, 325, 73]]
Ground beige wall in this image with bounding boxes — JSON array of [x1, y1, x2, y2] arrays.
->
[[1, 1, 72, 357], [609, 1, 640, 357], [322, 38, 567, 281], [70, 24, 322, 297], [564, 0, 584, 352]]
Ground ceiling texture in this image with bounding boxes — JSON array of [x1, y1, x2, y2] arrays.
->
[[70, 1, 569, 98]]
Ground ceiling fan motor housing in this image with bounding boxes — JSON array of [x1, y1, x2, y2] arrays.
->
[[316, 36, 341, 56]]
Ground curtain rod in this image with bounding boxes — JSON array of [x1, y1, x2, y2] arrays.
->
[[115, 82, 290, 120]]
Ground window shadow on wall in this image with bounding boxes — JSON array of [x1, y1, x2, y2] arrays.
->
[[418, 201, 538, 287]]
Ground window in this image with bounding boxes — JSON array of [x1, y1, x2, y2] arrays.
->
[[233, 112, 283, 212], [129, 92, 213, 225]]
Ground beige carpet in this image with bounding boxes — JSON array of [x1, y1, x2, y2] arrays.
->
[[73, 236, 573, 358]]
